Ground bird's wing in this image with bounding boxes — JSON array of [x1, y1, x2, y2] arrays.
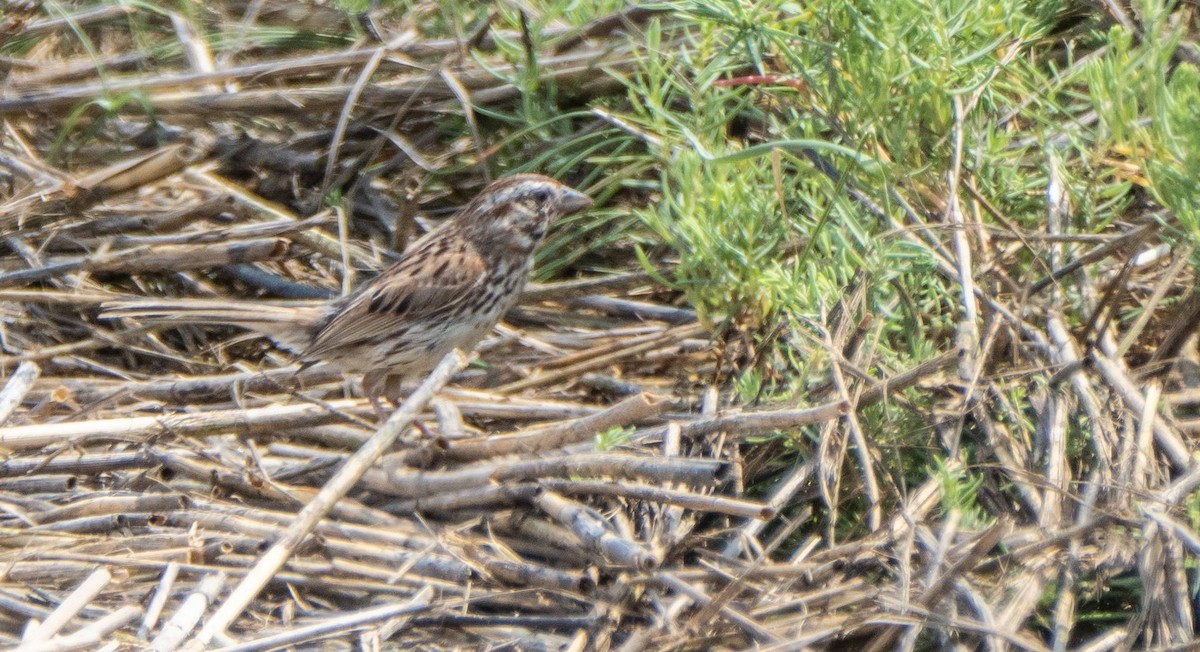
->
[[304, 243, 487, 359]]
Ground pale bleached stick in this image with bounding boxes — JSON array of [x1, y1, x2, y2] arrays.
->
[[33, 365, 342, 404], [377, 452, 726, 498], [210, 586, 433, 652], [654, 572, 778, 644], [1, 389, 619, 447], [436, 392, 668, 462], [16, 567, 112, 650], [499, 323, 706, 393], [540, 480, 772, 520], [138, 562, 180, 639], [722, 458, 816, 558], [535, 491, 657, 571], [1092, 349, 1189, 470], [0, 398, 366, 450], [37, 605, 142, 652], [151, 572, 226, 652], [381, 478, 771, 520], [192, 351, 467, 646], [0, 361, 39, 426], [592, 401, 847, 455]]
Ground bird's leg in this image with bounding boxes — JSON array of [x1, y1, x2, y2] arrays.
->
[[410, 417, 435, 438], [368, 394, 389, 422], [382, 373, 435, 439], [363, 370, 393, 423]]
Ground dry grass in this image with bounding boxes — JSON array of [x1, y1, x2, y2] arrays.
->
[[1, 1, 1200, 651]]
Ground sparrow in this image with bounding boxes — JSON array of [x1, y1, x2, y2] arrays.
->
[[102, 174, 593, 401]]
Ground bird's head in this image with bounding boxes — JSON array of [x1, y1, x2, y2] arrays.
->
[[459, 174, 592, 254]]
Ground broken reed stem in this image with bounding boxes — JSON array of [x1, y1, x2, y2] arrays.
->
[[380, 483, 543, 513], [1091, 349, 1190, 470], [535, 491, 658, 570], [138, 562, 180, 639], [154, 572, 225, 652], [15, 567, 112, 650], [613, 400, 848, 449], [0, 399, 368, 450], [541, 479, 772, 519], [0, 238, 291, 286], [436, 392, 668, 462], [37, 606, 142, 652], [498, 323, 706, 393], [194, 351, 467, 645], [378, 452, 728, 498], [0, 361, 39, 426], [381, 480, 770, 520], [40, 365, 344, 404], [210, 587, 433, 652]]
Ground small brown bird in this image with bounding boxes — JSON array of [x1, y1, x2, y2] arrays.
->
[[102, 174, 592, 401]]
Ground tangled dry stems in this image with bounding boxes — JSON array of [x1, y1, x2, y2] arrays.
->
[[0, 2, 1199, 650]]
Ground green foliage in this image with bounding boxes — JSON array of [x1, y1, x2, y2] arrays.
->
[[594, 425, 633, 451], [614, 0, 1059, 401], [51, 92, 157, 163], [639, 154, 809, 325], [1088, 7, 1200, 253], [1188, 487, 1200, 535], [934, 457, 992, 529]]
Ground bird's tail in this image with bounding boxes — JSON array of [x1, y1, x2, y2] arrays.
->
[[100, 298, 327, 353]]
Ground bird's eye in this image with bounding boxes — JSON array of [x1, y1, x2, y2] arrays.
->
[[529, 188, 552, 203]]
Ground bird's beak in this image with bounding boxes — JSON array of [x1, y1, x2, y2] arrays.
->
[[559, 188, 593, 214]]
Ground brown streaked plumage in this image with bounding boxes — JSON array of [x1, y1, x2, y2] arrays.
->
[[102, 174, 592, 400]]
